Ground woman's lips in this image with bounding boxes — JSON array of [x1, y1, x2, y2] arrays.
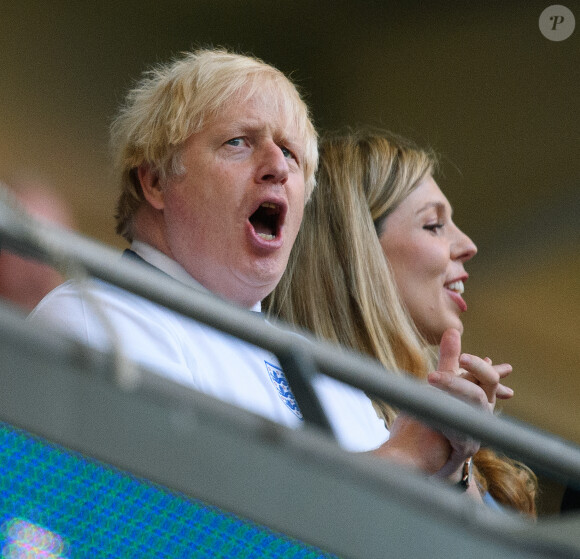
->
[[445, 287, 467, 312]]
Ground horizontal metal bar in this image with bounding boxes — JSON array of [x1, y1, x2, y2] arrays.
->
[[1, 184, 580, 485]]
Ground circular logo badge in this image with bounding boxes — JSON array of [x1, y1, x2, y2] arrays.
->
[[539, 5, 575, 41]]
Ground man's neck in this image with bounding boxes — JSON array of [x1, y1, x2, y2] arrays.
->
[[130, 240, 261, 312]]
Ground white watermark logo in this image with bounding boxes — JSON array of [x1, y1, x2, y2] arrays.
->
[[539, 5, 575, 41]]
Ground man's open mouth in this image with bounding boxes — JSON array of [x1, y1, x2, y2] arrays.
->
[[249, 202, 282, 240]]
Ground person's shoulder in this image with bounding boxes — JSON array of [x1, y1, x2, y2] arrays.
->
[[481, 490, 508, 512], [28, 279, 88, 316], [27, 277, 162, 331], [29, 278, 126, 314], [27, 277, 186, 352], [26, 279, 99, 345]]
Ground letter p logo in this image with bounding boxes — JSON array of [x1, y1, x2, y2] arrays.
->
[[550, 15, 566, 30], [539, 5, 576, 41]]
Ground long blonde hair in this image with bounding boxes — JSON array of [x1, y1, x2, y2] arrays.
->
[[265, 128, 537, 516], [266, 129, 431, 425]]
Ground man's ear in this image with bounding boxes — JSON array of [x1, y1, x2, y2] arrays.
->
[[137, 165, 164, 210]]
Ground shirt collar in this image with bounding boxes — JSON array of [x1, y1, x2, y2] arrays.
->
[[130, 240, 262, 313]]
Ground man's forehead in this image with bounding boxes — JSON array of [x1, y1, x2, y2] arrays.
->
[[210, 94, 302, 141]]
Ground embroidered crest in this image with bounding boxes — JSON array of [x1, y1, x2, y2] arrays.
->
[[264, 361, 303, 419]]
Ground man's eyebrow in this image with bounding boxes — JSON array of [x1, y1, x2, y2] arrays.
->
[[218, 119, 258, 132], [279, 135, 301, 151]]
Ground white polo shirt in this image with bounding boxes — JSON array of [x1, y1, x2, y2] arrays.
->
[[27, 242, 389, 452]]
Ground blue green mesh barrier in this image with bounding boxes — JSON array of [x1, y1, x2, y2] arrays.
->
[[0, 423, 338, 558]]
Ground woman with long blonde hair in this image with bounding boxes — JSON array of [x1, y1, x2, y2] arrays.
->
[[265, 129, 537, 515]]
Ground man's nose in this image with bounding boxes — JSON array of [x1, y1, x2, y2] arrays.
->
[[255, 142, 289, 184]]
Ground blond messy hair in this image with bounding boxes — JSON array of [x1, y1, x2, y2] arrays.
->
[[111, 48, 318, 241]]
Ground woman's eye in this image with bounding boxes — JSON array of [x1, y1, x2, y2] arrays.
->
[[423, 223, 444, 233]]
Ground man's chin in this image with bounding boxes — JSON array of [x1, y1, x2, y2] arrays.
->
[[228, 269, 283, 307], [247, 257, 286, 286]]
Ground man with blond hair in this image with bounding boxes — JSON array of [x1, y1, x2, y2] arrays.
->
[[29, 48, 486, 477]]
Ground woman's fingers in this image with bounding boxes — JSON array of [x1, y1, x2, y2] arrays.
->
[[493, 362, 513, 379], [427, 371, 489, 409], [496, 384, 515, 400], [457, 354, 515, 407], [437, 328, 461, 373], [435, 331, 515, 411], [459, 354, 498, 385], [459, 361, 513, 399]]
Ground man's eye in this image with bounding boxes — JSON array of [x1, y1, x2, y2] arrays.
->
[[280, 146, 295, 159], [225, 137, 244, 147]]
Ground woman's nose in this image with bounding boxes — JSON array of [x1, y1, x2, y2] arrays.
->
[[452, 226, 477, 263]]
